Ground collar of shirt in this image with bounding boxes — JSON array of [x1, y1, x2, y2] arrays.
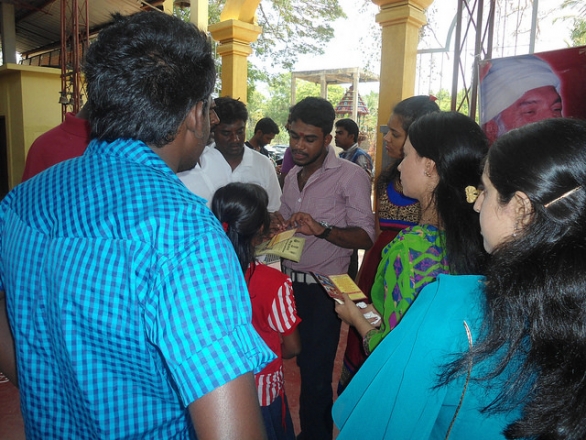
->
[[290, 144, 341, 178], [85, 138, 177, 180], [339, 143, 359, 159]]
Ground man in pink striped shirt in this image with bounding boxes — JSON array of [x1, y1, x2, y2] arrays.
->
[[272, 97, 375, 440]]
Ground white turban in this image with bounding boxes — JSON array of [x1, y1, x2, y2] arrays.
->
[[480, 54, 561, 123]]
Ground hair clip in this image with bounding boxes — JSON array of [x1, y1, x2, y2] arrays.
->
[[222, 222, 229, 233], [465, 186, 479, 204], [544, 186, 582, 208]]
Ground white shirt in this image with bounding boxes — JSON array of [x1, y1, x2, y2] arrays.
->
[[230, 145, 282, 212], [177, 144, 231, 207]]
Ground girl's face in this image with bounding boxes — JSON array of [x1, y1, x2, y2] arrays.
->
[[474, 164, 519, 253], [383, 113, 407, 160], [397, 138, 435, 202]]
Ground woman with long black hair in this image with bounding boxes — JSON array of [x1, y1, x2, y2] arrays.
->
[[334, 117, 586, 439]]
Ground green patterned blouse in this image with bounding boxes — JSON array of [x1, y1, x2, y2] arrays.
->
[[366, 224, 449, 353]]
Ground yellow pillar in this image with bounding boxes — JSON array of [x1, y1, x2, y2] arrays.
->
[[372, 0, 432, 180], [161, 0, 173, 14], [208, 0, 261, 103], [189, 0, 209, 32]]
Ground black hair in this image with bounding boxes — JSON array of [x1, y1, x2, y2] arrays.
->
[[211, 182, 270, 273], [335, 118, 359, 143], [442, 118, 586, 439], [255, 117, 280, 135], [408, 111, 488, 275], [289, 97, 335, 136], [214, 96, 248, 125], [377, 96, 440, 195], [83, 12, 215, 148]]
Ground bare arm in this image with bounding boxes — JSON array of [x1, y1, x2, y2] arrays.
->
[[281, 328, 301, 359], [189, 372, 267, 440], [335, 293, 377, 339], [0, 291, 18, 387], [289, 212, 373, 250]]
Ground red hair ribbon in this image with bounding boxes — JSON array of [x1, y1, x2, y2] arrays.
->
[[222, 222, 229, 233]]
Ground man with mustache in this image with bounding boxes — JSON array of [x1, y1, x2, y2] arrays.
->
[[272, 97, 375, 440], [480, 54, 563, 144], [212, 97, 282, 212]]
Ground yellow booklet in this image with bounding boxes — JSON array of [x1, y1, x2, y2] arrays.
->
[[255, 229, 305, 263], [312, 273, 368, 304]]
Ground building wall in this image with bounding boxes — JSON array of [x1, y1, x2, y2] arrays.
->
[[0, 64, 61, 191]]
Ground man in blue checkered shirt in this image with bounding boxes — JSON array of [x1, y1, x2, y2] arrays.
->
[[0, 11, 274, 440]]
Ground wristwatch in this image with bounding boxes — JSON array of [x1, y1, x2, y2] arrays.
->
[[316, 221, 333, 239]]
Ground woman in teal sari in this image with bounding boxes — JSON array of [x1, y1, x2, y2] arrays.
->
[[336, 111, 488, 357], [334, 118, 586, 439]]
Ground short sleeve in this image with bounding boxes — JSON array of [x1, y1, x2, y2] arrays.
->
[[267, 276, 300, 336], [144, 229, 275, 405]]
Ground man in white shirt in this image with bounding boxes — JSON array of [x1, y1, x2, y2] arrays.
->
[[177, 102, 231, 207], [177, 143, 231, 207], [213, 97, 282, 212]]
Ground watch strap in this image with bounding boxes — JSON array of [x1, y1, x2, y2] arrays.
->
[[316, 222, 333, 239]]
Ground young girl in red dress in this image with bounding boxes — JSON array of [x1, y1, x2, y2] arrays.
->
[[212, 182, 301, 440]]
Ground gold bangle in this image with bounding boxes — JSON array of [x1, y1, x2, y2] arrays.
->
[[362, 329, 376, 356]]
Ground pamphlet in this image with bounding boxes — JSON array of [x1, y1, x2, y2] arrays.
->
[[255, 229, 305, 263], [312, 272, 368, 304]]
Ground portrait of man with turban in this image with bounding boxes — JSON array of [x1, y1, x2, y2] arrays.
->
[[479, 54, 563, 143]]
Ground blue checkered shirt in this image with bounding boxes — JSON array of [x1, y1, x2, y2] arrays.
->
[[0, 138, 274, 439]]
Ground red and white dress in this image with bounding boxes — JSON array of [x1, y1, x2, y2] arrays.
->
[[245, 261, 301, 406]]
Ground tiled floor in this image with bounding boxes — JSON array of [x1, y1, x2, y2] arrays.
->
[[0, 323, 349, 439]]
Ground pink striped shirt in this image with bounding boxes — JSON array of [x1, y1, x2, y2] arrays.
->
[[280, 146, 375, 275]]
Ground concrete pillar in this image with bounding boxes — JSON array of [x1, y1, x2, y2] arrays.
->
[[162, 0, 174, 14], [1, 2, 17, 64], [190, 0, 209, 32], [352, 71, 359, 122], [209, 20, 261, 102], [372, 0, 432, 178], [209, 0, 261, 103]]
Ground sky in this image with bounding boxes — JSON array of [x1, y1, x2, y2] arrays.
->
[[252, 0, 579, 96]]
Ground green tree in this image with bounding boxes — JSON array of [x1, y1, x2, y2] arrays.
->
[[176, 2, 349, 102], [560, 0, 586, 46], [206, 1, 346, 70], [568, 18, 586, 46], [246, 72, 375, 144]]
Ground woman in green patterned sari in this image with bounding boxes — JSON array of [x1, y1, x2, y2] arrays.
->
[[336, 111, 488, 357]]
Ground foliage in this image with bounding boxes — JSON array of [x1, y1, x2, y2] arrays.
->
[[568, 18, 586, 46], [244, 72, 378, 145], [428, 88, 472, 120], [207, 0, 346, 70], [561, 0, 586, 17], [559, 0, 586, 47], [175, 2, 349, 100]]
